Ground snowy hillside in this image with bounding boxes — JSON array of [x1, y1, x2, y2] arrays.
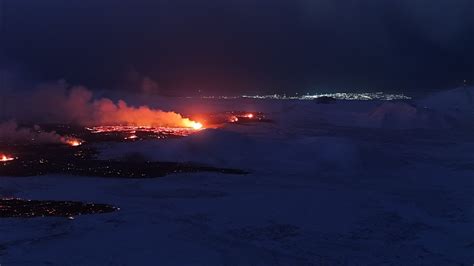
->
[[1, 88, 473, 265]]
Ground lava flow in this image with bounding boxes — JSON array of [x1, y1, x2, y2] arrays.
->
[[0, 153, 15, 162], [228, 112, 260, 123], [86, 124, 204, 137], [124, 134, 138, 140], [190, 122, 203, 130], [62, 137, 84, 147]]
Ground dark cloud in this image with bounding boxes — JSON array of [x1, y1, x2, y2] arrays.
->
[[1, 0, 473, 95], [399, 0, 473, 46]]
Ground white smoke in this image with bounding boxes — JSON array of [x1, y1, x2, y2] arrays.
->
[[0, 81, 198, 128], [0, 121, 65, 144]]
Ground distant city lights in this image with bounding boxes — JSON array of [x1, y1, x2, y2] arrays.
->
[[199, 92, 411, 101]]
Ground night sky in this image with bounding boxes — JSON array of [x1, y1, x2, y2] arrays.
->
[[1, 0, 473, 95]]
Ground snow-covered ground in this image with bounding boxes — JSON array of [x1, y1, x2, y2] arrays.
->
[[1, 87, 474, 265]]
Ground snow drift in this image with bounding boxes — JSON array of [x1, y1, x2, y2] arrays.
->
[[363, 102, 451, 129], [100, 129, 358, 174]]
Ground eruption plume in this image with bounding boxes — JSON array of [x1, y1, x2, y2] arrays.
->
[[1, 82, 202, 128], [0, 121, 66, 144]]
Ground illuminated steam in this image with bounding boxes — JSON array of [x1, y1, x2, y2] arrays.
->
[[0, 121, 65, 144], [0, 82, 202, 128]]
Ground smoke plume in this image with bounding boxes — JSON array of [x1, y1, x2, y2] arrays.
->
[[0, 81, 199, 128], [0, 121, 65, 144]]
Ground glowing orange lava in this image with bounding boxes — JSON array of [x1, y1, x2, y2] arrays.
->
[[245, 113, 254, 118], [181, 119, 205, 130], [0, 154, 15, 162], [124, 134, 138, 140], [87, 125, 203, 137], [63, 138, 84, 147], [191, 122, 203, 130], [230, 116, 239, 123]]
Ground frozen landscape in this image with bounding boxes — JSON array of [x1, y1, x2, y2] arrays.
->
[[1, 87, 473, 265], [2, 0, 473, 264]]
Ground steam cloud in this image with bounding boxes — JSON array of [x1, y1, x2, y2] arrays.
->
[[0, 121, 65, 144], [0, 81, 198, 128]]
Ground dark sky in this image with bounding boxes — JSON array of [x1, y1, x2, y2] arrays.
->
[[1, 0, 473, 95]]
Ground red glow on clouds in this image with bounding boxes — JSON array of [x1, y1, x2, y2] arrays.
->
[[6, 85, 203, 129]]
